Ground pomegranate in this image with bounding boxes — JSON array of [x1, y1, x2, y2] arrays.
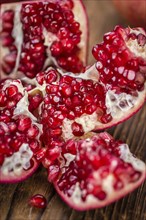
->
[[0, 24, 145, 211], [112, 0, 146, 27], [28, 61, 145, 154], [53, 132, 146, 210], [0, 0, 88, 79], [29, 194, 47, 208], [0, 79, 43, 183], [25, 27, 146, 147]]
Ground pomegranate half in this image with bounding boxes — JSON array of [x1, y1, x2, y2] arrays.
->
[[53, 132, 146, 210], [0, 0, 88, 79], [0, 79, 43, 183]]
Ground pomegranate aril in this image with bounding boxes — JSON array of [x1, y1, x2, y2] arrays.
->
[[2, 36, 14, 47], [27, 125, 39, 139], [71, 122, 84, 136], [46, 84, 59, 94], [96, 190, 107, 200], [100, 114, 112, 124], [85, 104, 97, 114], [30, 140, 40, 153], [137, 33, 146, 46], [28, 93, 43, 112], [83, 94, 94, 104], [45, 69, 58, 83], [62, 38, 74, 52], [2, 10, 14, 22], [2, 22, 13, 32], [46, 146, 61, 162], [72, 95, 82, 106], [63, 139, 77, 154], [49, 128, 62, 137], [18, 117, 32, 132], [69, 21, 80, 33], [48, 164, 60, 182], [67, 111, 75, 120], [51, 41, 63, 56], [3, 53, 16, 67], [58, 27, 70, 39], [35, 148, 46, 162], [0, 143, 13, 156], [0, 91, 7, 107], [29, 194, 47, 209], [64, 10, 74, 22], [60, 83, 72, 97], [6, 85, 18, 98]]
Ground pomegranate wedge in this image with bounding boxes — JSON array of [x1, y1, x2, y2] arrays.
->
[[0, 0, 88, 79], [27, 64, 145, 152], [52, 132, 146, 210], [0, 79, 43, 183]]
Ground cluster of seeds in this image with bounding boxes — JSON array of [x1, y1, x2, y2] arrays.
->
[[92, 26, 146, 92], [33, 69, 114, 167], [1, 0, 84, 78], [1, 10, 17, 74], [0, 80, 41, 166], [57, 134, 142, 201]]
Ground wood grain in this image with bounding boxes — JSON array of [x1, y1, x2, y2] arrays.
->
[[0, 1, 146, 220]]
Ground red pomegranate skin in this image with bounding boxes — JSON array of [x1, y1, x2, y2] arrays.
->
[[112, 0, 146, 27]]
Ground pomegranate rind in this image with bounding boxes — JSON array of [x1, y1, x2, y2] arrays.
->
[[0, 0, 88, 79], [93, 87, 146, 131], [0, 158, 39, 183], [55, 172, 146, 211], [73, 0, 88, 66], [54, 132, 146, 211]]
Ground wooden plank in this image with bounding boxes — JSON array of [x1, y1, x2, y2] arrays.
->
[[0, 1, 146, 220]]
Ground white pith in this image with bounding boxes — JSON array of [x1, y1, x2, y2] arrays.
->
[[119, 144, 146, 172], [60, 64, 99, 81], [62, 113, 98, 140], [64, 153, 76, 167], [1, 143, 33, 176], [56, 135, 146, 210], [126, 28, 146, 60], [1, 0, 87, 79], [105, 90, 138, 117]]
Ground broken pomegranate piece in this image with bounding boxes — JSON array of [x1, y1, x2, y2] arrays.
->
[[0, 79, 43, 183], [28, 61, 145, 149], [53, 132, 146, 210], [92, 26, 146, 92], [0, 0, 88, 79]]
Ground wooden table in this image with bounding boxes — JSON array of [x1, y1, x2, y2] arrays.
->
[[0, 1, 146, 220]]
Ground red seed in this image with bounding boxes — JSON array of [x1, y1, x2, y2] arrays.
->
[[6, 85, 18, 98], [18, 117, 32, 132], [29, 194, 47, 209], [71, 122, 84, 136], [27, 125, 39, 139]]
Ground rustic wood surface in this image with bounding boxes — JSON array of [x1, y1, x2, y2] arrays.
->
[[0, 1, 146, 220]]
